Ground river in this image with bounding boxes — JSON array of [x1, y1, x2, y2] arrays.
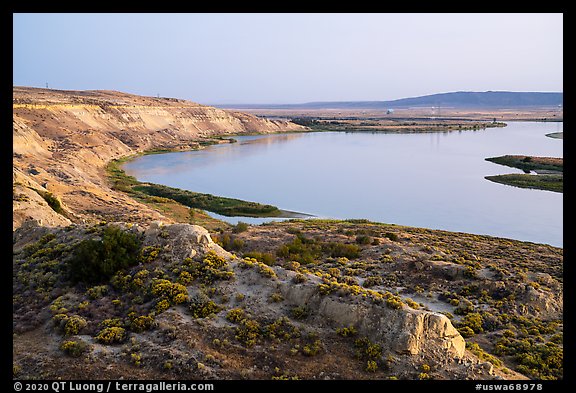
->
[[123, 121, 563, 247]]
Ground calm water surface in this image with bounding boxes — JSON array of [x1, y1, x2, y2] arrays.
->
[[123, 122, 563, 247]]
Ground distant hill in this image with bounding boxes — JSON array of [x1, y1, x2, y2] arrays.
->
[[218, 91, 563, 110]]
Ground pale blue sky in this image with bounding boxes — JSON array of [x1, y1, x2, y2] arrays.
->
[[13, 13, 563, 104]]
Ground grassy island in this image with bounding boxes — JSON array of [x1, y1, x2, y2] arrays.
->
[[485, 155, 563, 193]]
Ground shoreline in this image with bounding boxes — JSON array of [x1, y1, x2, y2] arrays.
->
[[545, 132, 563, 139], [106, 129, 561, 248], [106, 141, 315, 222], [485, 155, 563, 193]]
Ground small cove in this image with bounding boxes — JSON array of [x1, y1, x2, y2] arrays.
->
[[123, 122, 563, 247]]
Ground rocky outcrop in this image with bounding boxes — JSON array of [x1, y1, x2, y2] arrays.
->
[[12, 87, 307, 229], [142, 221, 231, 261], [517, 284, 563, 320], [277, 277, 465, 359]]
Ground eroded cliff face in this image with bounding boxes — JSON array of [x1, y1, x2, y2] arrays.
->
[[279, 282, 465, 358], [12, 87, 307, 229]]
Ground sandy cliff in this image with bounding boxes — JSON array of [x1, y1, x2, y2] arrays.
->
[[12, 87, 307, 230]]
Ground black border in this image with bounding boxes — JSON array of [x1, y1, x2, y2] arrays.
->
[[9, 9, 571, 392]]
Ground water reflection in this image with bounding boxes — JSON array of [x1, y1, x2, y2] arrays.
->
[[124, 133, 305, 177], [124, 122, 562, 247]]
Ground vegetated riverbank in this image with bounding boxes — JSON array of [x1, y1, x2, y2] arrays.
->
[[545, 132, 563, 139], [485, 155, 563, 193], [290, 117, 507, 133], [106, 147, 310, 221], [486, 156, 563, 173]]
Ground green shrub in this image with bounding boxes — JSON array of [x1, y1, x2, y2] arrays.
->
[[341, 275, 359, 285], [110, 271, 132, 292], [365, 360, 378, 372], [129, 315, 155, 333], [286, 261, 301, 271], [68, 226, 141, 284], [323, 242, 361, 259], [178, 271, 193, 285], [264, 317, 301, 341], [257, 262, 277, 278], [354, 336, 383, 368], [454, 299, 474, 315], [384, 232, 399, 242], [459, 312, 484, 334], [139, 246, 161, 263], [232, 222, 249, 233], [262, 317, 300, 341], [100, 318, 124, 328], [64, 315, 87, 336], [155, 299, 171, 314], [276, 236, 320, 264], [318, 283, 335, 296], [328, 267, 341, 278], [131, 353, 142, 367], [302, 340, 322, 357], [189, 299, 221, 319], [235, 319, 261, 347], [226, 308, 246, 323], [464, 265, 478, 279], [150, 279, 189, 304], [466, 342, 502, 368], [363, 276, 382, 288], [385, 295, 404, 310], [86, 285, 109, 300], [60, 340, 88, 357], [336, 326, 357, 337], [290, 305, 310, 320], [132, 182, 281, 217], [494, 334, 562, 379], [39, 191, 65, 214], [187, 251, 234, 284], [52, 313, 70, 329], [95, 327, 126, 344], [550, 333, 563, 344], [214, 234, 244, 251], [458, 326, 475, 338], [404, 298, 420, 309], [355, 235, 372, 245], [293, 273, 307, 283], [269, 293, 284, 303], [243, 251, 275, 265], [232, 238, 245, 251]]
